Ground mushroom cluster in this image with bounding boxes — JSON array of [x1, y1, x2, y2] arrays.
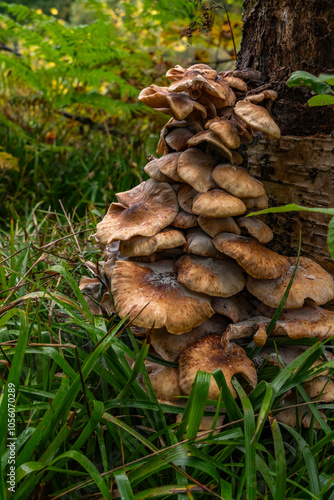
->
[[87, 64, 334, 425]]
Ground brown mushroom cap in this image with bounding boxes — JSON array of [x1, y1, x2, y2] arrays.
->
[[205, 119, 241, 149], [95, 180, 178, 245], [171, 209, 198, 228], [222, 316, 271, 339], [165, 127, 195, 152], [175, 255, 245, 297], [234, 100, 281, 140], [111, 260, 214, 334], [167, 92, 207, 121], [157, 153, 183, 182], [212, 293, 253, 324], [304, 377, 334, 403], [119, 229, 186, 257], [145, 361, 182, 402], [179, 334, 257, 399], [151, 315, 229, 362], [144, 157, 171, 182], [243, 194, 269, 210], [187, 131, 233, 162], [184, 228, 224, 259], [198, 216, 241, 237], [166, 64, 187, 81], [177, 148, 217, 193], [177, 184, 198, 214], [192, 190, 247, 218], [212, 164, 266, 198], [276, 404, 324, 429], [247, 257, 334, 309], [138, 85, 169, 108], [236, 216, 274, 244], [213, 233, 290, 279], [246, 90, 278, 104], [220, 75, 248, 92], [255, 301, 334, 338]]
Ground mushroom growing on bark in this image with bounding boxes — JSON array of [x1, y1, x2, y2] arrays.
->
[[91, 63, 334, 410]]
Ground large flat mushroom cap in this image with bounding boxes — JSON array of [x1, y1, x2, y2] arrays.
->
[[175, 255, 245, 297], [212, 164, 265, 198], [192, 190, 247, 218], [198, 216, 241, 237], [177, 148, 218, 193], [247, 257, 334, 309], [119, 229, 186, 257], [111, 260, 214, 334], [95, 179, 178, 245], [234, 100, 281, 140], [213, 233, 290, 279], [179, 334, 257, 399]]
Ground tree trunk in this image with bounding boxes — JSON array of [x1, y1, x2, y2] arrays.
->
[[237, 0, 334, 272]]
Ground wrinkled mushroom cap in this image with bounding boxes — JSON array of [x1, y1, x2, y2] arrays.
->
[[95, 180, 178, 245], [138, 85, 169, 108], [212, 164, 265, 198], [167, 92, 207, 121], [179, 334, 257, 399], [213, 233, 290, 279], [212, 293, 253, 324], [198, 216, 241, 237], [119, 229, 186, 257], [192, 190, 246, 218], [187, 131, 233, 162], [175, 255, 245, 297], [111, 260, 214, 334], [234, 100, 281, 140], [247, 257, 334, 309], [177, 148, 217, 193], [236, 216, 274, 244]]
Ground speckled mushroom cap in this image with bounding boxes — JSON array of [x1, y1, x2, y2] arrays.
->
[[177, 184, 198, 214], [178, 334, 257, 399], [177, 148, 218, 193], [184, 228, 224, 259], [247, 257, 334, 309], [234, 100, 281, 140], [151, 315, 229, 362], [144, 361, 182, 402], [198, 216, 241, 237], [171, 209, 198, 228], [213, 233, 290, 279], [236, 216, 274, 244], [205, 118, 241, 149], [119, 229, 186, 257], [175, 255, 245, 297], [111, 260, 214, 334], [192, 190, 246, 218], [95, 180, 178, 245], [211, 164, 265, 198], [254, 301, 334, 339]]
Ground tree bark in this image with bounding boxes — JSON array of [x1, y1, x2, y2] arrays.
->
[[237, 0, 334, 272]]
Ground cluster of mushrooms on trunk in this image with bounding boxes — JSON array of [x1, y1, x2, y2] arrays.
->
[[81, 64, 334, 430]]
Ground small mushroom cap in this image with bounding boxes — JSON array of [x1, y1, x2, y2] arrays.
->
[[187, 131, 233, 162], [157, 118, 189, 155], [303, 376, 334, 403], [276, 406, 324, 429], [165, 127, 195, 152], [222, 316, 271, 339], [95, 180, 178, 245], [157, 153, 183, 182], [168, 73, 207, 94], [179, 334, 257, 399], [111, 260, 214, 334], [234, 100, 281, 140], [145, 361, 182, 402], [151, 315, 229, 362], [212, 293, 253, 324], [167, 92, 207, 121], [236, 216, 274, 244], [177, 148, 217, 193], [100, 292, 115, 315], [177, 184, 198, 214], [166, 64, 186, 81], [171, 209, 198, 228], [192, 190, 247, 218], [184, 228, 224, 259], [138, 85, 169, 108], [255, 301, 334, 338], [243, 194, 269, 210], [198, 216, 241, 237], [220, 75, 248, 92], [247, 257, 334, 309], [175, 255, 245, 297], [205, 119, 241, 149], [119, 229, 186, 257], [187, 64, 217, 80], [212, 164, 265, 198], [144, 158, 171, 182], [213, 233, 290, 279], [246, 90, 278, 104]]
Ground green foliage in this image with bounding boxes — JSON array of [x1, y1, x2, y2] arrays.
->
[[1, 209, 334, 498], [287, 71, 334, 106]]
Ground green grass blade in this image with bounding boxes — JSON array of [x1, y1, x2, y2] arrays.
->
[[271, 418, 287, 500], [114, 470, 134, 500]]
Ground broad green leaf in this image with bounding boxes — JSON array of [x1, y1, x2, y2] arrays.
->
[[308, 94, 334, 106], [114, 470, 134, 500], [287, 71, 331, 94], [318, 73, 334, 85], [327, 217, 334, 259]]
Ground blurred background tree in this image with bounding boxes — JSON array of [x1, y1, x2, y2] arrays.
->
[[0, 0, 243, 221]]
